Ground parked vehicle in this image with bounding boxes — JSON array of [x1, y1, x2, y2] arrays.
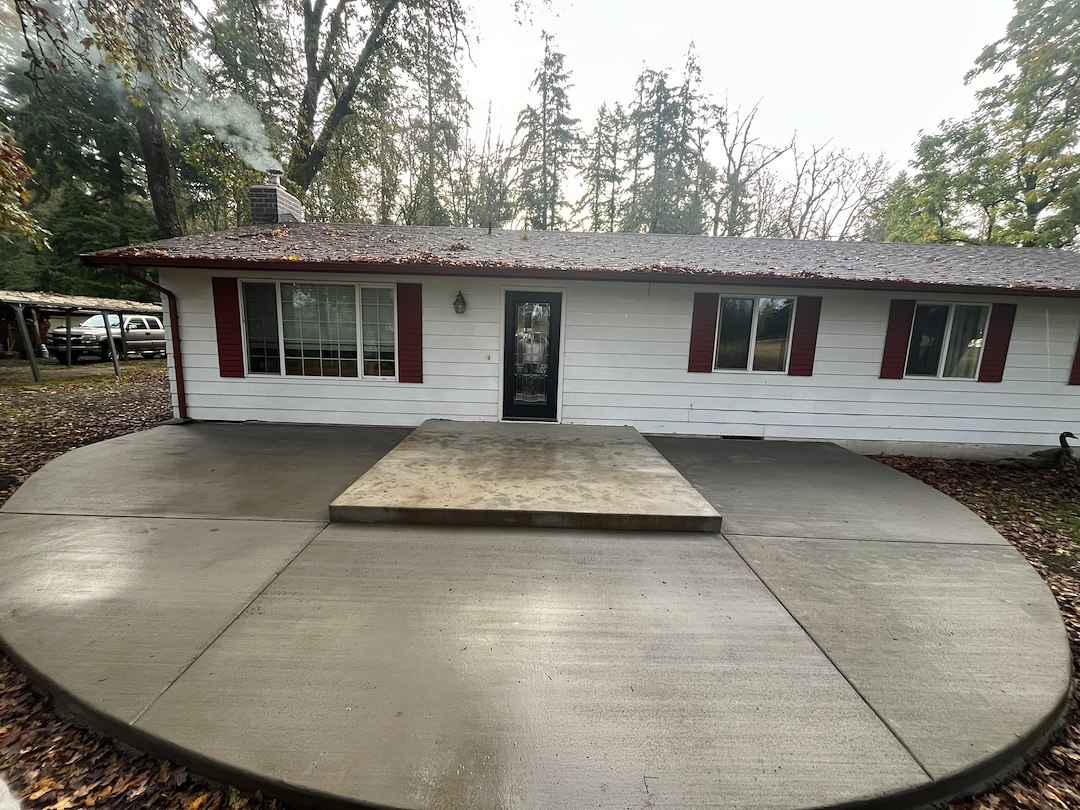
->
[[48, 314, 167, 363]]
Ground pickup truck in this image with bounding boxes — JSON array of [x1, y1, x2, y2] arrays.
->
[[48, 314, 167, 363]]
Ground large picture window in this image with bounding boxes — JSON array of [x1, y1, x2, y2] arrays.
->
[[241, 281, 396, 379], [905, 303, 988, 379], [714, 296, 795, 372]]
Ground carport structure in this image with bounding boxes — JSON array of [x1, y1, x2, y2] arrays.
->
[[0, 290, 163, 382]]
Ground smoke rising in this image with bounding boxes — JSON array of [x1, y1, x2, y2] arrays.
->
[[178, 90, 282, 173], [2, 10, 283, 175]]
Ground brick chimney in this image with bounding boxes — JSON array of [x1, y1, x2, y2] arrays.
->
[[249, 169, 304, 225]]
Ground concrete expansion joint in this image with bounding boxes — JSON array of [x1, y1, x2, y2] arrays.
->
[[130, 521, 332, 724], [721, 531, 935, 782]]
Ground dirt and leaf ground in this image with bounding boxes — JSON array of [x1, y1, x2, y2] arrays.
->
[[0, 362, 1078, 809]]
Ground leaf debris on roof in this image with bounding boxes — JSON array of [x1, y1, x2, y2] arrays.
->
[[85, 223, 1080, 293]]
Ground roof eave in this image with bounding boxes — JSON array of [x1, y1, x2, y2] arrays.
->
[[82, 254, 1080, 299]]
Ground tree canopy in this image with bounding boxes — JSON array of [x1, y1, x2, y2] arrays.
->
[[867, 0, 1079, 247], [2, 0, 1076, 298]]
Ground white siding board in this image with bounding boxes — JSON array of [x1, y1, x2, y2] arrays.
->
[[160, 269, 1080, 447], [183, 382, 492, 403], [187, 396, 490, 415]]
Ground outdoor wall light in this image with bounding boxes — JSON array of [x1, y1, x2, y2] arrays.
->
[[453, 291, 467, 315]]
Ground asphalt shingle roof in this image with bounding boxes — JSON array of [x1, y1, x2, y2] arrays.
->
[[86, 223, 1080, 294]]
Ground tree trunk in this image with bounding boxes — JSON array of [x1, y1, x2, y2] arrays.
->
[[285, 0, 402, 194], [134, 91, 183, 238]]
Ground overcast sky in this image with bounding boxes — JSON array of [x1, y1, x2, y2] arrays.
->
[[459, 0, 1016, 171]]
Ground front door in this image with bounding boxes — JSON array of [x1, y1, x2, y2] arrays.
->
[[503, 291, 562, 421]]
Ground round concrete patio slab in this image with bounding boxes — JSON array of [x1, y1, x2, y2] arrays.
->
[[0, 423, 1071, 810]]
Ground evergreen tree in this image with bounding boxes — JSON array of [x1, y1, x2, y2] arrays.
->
[[621, 50, 714, 235], [0, 67, 158, 295], [464, 105, 515, 229], [576, 103, 626, 232], [398, 4, 468, 226], [515, 33, 580, 230]]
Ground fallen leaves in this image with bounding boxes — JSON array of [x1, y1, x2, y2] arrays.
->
[[0, 362, 173, 506]]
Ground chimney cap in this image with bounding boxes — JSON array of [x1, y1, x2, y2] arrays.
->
[[266, 168, 283, 185]]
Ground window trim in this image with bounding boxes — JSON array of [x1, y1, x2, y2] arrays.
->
[[712, 294, 797, 374], [239, 279, 399, 382], [904, 301, 989, 380]]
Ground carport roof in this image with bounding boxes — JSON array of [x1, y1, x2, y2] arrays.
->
[[0, 289, 162, 314], [84, 223, 1080, 296]]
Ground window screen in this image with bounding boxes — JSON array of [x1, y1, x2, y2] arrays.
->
[[753, 298, 794, 371], [943, 305, 988, 378], [361, 287, 396, 377]]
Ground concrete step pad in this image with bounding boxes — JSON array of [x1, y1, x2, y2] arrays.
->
[[330, 420, 723, 532]]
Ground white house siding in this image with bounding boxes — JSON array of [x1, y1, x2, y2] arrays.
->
[[158, 269, 1080, 453]]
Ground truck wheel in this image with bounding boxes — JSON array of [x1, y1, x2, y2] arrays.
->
[[54, 350, 68, 365], [101, 341, 123, 361], [141, 351, 156, 359]]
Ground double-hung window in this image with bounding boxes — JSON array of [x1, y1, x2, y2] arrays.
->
[[905, 303, 988, 379], [240, 281, 397, 379], [714, 296, 796, 372]]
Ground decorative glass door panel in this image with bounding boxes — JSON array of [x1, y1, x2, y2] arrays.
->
[[503, 291, 562, 421]]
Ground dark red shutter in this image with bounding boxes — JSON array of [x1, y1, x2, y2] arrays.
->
[[396, 283, 423, 383], [880, 299, 916, 379], [688, 292, 719, 373], [788, 296, 822, 376], [1069, 331, 1080, 386], [978, 303, 1016, 383], [211, 277, 244, 378]]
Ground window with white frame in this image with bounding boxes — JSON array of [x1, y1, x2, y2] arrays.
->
[[714, 296, 795, 372], [241, 281, 396, 379], [905, 303, 988, 379]]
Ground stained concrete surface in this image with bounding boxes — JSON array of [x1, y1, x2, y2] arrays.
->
[[650, 436, 1005, 543], [0, 512, 323, 721], [331, 420, 722, 531], [0, 424, 1070, 809], [2, 422, 410, 522], [135, 525, 928, 809], [728, 535, 1072, 780]]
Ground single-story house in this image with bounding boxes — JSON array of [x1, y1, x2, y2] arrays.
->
[[85, 175, 1080, 456]]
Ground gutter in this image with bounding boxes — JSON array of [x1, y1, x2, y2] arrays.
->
[[116, 267, 189, 420]]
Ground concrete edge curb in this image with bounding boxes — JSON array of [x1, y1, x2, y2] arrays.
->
[[816, 677, 1073, 810], [0, 634, 389, 810], [327, 505, 724, 532], [1, 630, 1071, 810]]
